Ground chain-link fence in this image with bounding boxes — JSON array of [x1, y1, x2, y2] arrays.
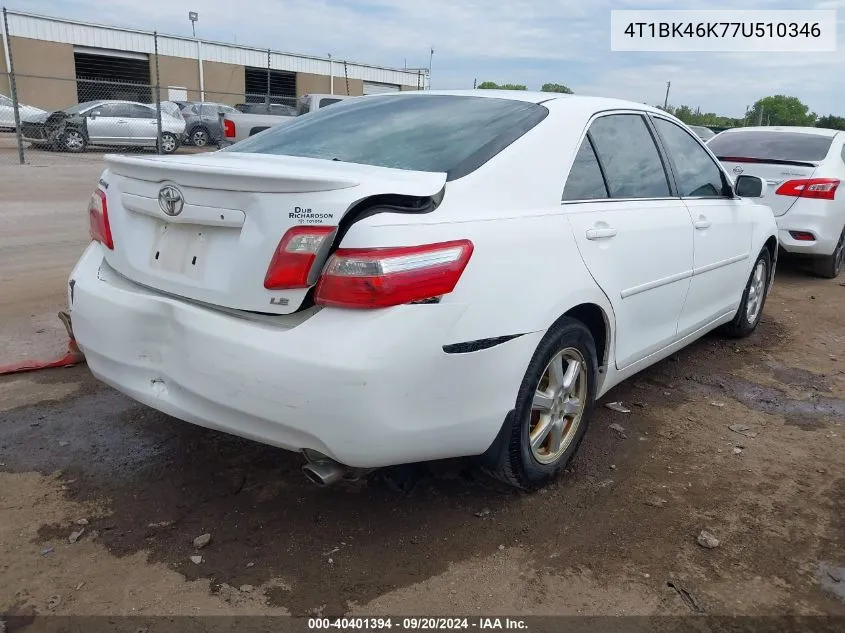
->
[[0, 7, 334, 166]]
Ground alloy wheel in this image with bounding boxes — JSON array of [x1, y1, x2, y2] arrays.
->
[[529, 348, 588, 464]]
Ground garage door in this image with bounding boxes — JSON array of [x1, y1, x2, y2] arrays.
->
[[363, 82, 401, 95], [74, 47, 152, 103]]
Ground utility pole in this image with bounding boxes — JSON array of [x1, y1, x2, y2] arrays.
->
[[758, 106, 764, 126], [663, 81, 671, 109], [473, 78, 477, 89]]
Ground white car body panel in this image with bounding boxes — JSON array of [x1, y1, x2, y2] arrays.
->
[[68, 90, 779, 469]]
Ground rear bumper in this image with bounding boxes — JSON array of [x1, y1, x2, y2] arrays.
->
[[776, 202, 844, 256], [68, 244, 540, 468]]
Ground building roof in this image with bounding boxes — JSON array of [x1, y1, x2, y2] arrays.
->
[[2, 9, 427, 87]]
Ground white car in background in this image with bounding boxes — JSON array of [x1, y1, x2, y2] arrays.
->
[[0, 93, 47, 131], [709, 126, 845, 278], [67, 91, 778, 490]]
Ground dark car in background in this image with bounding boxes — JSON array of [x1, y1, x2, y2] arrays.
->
[[688, 125, 716, 141], [178, 101, 240, 147]]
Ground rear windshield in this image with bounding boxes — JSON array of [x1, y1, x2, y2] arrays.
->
[[224, 94, 548, 179], [708, 131, 834, 162]]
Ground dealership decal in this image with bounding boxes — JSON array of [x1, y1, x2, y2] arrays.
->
[[289, 206, 334, 224]]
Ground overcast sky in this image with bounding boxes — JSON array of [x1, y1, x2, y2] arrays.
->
[[18, 0, 845, 118]]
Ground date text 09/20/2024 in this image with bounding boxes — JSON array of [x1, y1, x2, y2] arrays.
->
[[308, 618, 529, 630]]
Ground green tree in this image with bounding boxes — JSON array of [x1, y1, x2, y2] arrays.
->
[[748, 95, 816, 127], [816, 114, 845, 130], [541, 82, 573, 94], [477, 81, 526, 90]]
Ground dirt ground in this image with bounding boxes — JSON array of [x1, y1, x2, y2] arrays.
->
[[1, 159, 844, 622]]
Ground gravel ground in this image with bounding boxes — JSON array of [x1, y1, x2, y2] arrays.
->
[[1, 160, 844, 620]]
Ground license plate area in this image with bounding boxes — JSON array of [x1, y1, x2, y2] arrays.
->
[[149, 222, 211, 280]]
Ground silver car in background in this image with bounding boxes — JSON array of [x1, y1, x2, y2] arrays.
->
[[22, 99, 186, 153]]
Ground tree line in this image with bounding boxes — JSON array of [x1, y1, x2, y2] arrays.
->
[[475, 82, 845, 130]]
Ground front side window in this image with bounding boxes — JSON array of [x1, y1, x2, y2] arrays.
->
[[225, 94, 548, 179], [588, 114, 671, 199], [654, 118, 726, 197], [563, 137, 608, 201]]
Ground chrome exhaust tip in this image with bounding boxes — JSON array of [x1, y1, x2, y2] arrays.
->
[[302, 457, 347, 487]]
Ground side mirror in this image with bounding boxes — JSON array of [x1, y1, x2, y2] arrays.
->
[[735, 175, 766, 199], [89, 111, 100, 120]]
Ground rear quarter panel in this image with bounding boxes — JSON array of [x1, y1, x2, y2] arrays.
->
[[341, 100, 616, 359]]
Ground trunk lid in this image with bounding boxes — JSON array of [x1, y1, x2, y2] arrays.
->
[[718, 158, 819, 217], [101, 152, 446, 314]]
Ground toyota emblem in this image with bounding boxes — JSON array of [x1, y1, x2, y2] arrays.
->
[[158, 185, 184, 216], [732, 166, 744, 175]]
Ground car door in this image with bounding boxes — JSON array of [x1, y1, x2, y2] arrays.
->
[[85, 103, 126, 144], [565, 112, 695, 370], [651, 116, 754, 335], [127, 104, 159, 146]]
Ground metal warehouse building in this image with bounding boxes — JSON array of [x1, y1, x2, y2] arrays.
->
[[0, 9, 429, 111]]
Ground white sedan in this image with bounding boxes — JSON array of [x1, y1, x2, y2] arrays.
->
[[68, 91, 778, 490], [709, 126, 845, 278]]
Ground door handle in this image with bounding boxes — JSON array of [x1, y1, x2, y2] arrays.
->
[[585, 227, 618, 240], [694, 217, 711, 230], [117, 120, 128, 124]]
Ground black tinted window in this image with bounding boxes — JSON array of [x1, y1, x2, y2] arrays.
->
[[563, 138, 608, 201], [588, 115, 671, 199], [654, 118, 725, 197], [225, 95, 548, 178], [319, 98, 343, 108], [708, 131, 834, 162]]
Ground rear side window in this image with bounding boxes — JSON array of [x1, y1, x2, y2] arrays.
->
[[563, 138, 608, 201], [319, 98, 343, 109], [225, 94, 548, 179], [653, 118, 725, 198], [708, 131, 834, 162], [588, 114, 671, 199]]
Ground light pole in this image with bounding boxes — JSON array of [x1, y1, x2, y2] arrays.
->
[[189, 11, 198, 38], [428, 47, 434, 90], [663, 81, 671, 110], [328, 53, 333, 95]]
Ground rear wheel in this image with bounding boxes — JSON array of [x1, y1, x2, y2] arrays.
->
[[160, 132, 179, 154], [724, 248, 771, 338], [485, 318, 597, 490], [812, 227, 845, 279], [190, 127, 209, 147]]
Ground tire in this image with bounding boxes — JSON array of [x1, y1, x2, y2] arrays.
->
[[160, 132, 179, 154], [61, 129, 86, 153], [723, 248, 771, 338], [811, 226, 845, 279], [484, 317, 598, 490], [189, 127, 209, 147]]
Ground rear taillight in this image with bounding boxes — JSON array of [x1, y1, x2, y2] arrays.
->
[[88, 188, 113, 250], [314, 240, 474, 309], [775, 178, 839, 200], [224, 119, 236, 138], [264, 226, 337, 289]]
